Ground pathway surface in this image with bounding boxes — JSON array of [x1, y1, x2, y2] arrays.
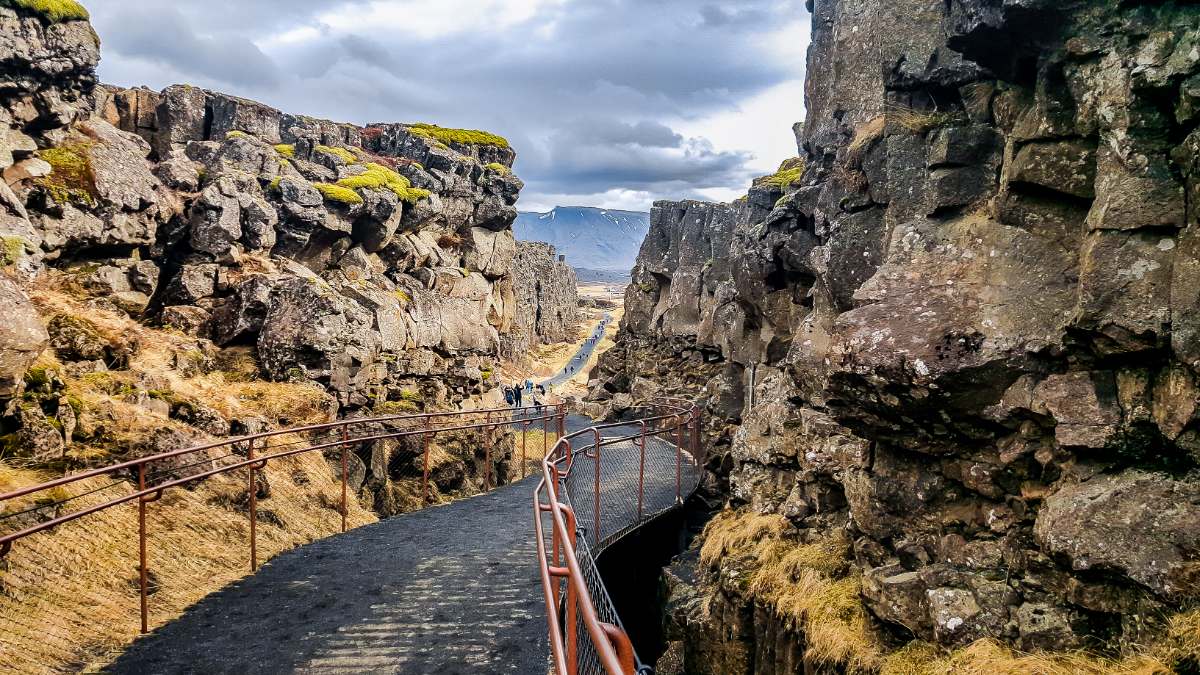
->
[[106, 414, 684, 675], [109, 477, 549, 675], [541, 314, 611, 389]]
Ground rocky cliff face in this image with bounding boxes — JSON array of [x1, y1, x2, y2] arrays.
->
[[592, 0, 1200, 670], [502, 241, 580, 360], [0, 4, 528, 506]]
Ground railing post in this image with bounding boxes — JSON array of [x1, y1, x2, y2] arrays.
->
[[137, 462, 149, 634], [676, 414, 684, 504], [422, 417, 432, 504], [563, 506, 579, 675], [637, 420, 646, 521], [341, 424, 349, 533], [592, 429, 602, 546], [248, 437, 258, 571], [542, 408, 549, 463], [485, 411, 493, 491], [521, 418, 529, 480]]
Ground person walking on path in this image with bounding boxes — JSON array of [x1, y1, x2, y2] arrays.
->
[[514, 383, 523, 408], [503, 386, 514, 407]]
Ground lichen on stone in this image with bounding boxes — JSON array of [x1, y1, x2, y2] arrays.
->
[[2, 0, 90, 23], [312, 182, 364, 206], [225, 130, 250, 140]]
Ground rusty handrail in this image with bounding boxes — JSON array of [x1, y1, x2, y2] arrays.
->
[[0, 403, 565, 637], [535, 398, 702, 675]]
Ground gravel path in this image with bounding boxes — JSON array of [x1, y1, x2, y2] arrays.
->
[[541, 314, 611, 389]]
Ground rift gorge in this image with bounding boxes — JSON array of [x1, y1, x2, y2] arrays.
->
[[1, 0, 1200, 674]]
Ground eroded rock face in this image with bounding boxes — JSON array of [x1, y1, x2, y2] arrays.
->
[[593, 0, 1200, 667], [501, 241, 579, 359], [0, 278, 48, 401], [0, 6, 531, 509]]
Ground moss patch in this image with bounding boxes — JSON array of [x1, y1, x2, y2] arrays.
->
[[313, 183, 364, 206], [273, 144, 295, 158], [405, 123, 510, 149], [759, 158, 806, 191], [225, 130, 250, 140], [1, 236, 27, 267], [484, 162, 511, 175], [2, 0, 90, 23], [315, 145, 358, 164], [393, 290, 411, 305], [334, 162, 431, 204], [37, 142, 97, 207]]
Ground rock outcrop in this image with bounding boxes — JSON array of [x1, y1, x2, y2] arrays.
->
[[593, 0, 1200, 670], [502, 241, 580, 360], [0, 3, 530, 509]]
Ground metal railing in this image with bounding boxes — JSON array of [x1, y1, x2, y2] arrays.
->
[[535, 399, 703, 675], [0, 403, 565, 671]]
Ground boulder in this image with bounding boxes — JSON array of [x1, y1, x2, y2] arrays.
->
[[0, 278, 47, 398], [1035, 471, 1200, 598]]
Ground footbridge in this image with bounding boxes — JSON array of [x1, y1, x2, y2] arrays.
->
[[0, 399, 702, 674]]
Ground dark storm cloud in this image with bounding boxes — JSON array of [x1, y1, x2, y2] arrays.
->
[[85, 0, 808, 209]]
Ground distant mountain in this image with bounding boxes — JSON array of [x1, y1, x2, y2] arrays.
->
[[514, 206, 650, 273]]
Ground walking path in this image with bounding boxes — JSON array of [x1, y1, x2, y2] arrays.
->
[[541, 313, 611, 389], [106, 411, 687, 675]]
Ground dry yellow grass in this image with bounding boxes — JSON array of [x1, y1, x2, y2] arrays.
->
[[0, 273, 373, 672], [700, 508, 1200, 675], [700, 510, 883, 672], [0, 451, 375, 673]]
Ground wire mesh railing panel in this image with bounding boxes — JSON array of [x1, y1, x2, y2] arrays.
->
[[573, 535, 626, 675], [537, 401, 703, 675], [1, 404, 563, 674]]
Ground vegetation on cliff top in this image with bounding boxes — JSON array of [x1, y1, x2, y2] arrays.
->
[[758, 157, 806, 190], [406, 123, 510, 149], [335, 163, 432, 204], [3, 0, 90, 23]]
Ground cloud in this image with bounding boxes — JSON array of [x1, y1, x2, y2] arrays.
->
[[85, 0, 810, 211]]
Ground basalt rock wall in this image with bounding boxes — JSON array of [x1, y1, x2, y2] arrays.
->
[[0, 4, 530, 508], [502, 241, 580, 360], [593, 0, 1200, 670]]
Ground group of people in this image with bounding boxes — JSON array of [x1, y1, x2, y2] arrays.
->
[[504, 380, 546, 409]]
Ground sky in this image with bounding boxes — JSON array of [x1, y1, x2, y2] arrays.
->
[[85, 0, 812, 212]]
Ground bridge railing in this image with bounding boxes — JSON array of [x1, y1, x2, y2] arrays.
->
[[0, 403, 564, 673], [535, 398, 703, 675]]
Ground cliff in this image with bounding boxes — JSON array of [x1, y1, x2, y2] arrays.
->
[[0, 1, 534, 509], [502, 241, 580, 360], [592, 0, 1200, 671]]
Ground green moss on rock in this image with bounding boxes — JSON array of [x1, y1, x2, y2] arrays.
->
[[313, 182, 364, 206], [2, 0, 90, 23], [37, 142, 97, 207], [759, 159, 806, 191], [484, 162, 511, 175], [273, 144, 295, 158], [1, 236, 26, 267], [405, 123, 510, 149], [315, 145, 359, 164]]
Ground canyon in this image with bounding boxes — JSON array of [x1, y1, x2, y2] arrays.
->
[[1, 0, 1199, 673]]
